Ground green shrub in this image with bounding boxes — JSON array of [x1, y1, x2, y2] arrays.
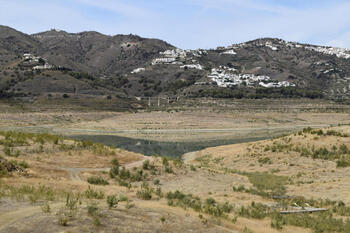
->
[[142, 160, 150, 170], [270, 212, 284, 230], [302, 127, 313, 133], [87, 176, 109, 186], [87, 203, 98, 216], [165, 166, 173, 173], [238, 202, 269, 219], [18, 160, 29, 168], [258, 157, 272, 165], [65, 193, 79, 210], [119, 167, 131, 180], [84, 186, 104, 199], [155, 187, 163, 198], [153, 179, 160, 185], [87, 202, 101, 226], [232, 185, 245, 192], [166, 190, 232, 217], [190, 164, 196, 171], [117, 178, 131, 189], [119, 195, 129, 202], [3, 147, 20, 157], [312, 129, 324, 136], [337, 158, 350, 168], [109, 166, 119, 178], [91, 143, 115, 156], [173, 159, 183, 168], [339, 144, 349, 154], [167, 190, 202, 212], [130, 169, 144, 182], [111, 158, 120, 167], [107, 195, 119, 208], [272, 211, 350, 233], [326, 130, 349, 137], [136, 189, 152, 200], [58, 215, 69, 226], [162, 157, 169, 167], [41, 202, 51, 213], [300, 147, 311, 157], [109, 158, 120, 178]]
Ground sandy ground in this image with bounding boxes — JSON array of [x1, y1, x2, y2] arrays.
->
[[0, 132, 313, 233], [0, 110, 350, 142], [188, 125, 350, 205], [0, 99, 350, 142]]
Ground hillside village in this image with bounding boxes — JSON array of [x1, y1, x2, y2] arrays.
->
[[150, 46, 296, 89], [23, 45, 298, 90], [219, 38, 350, 59], [305, 46, 350, 59], [208, 67, 295, 88], [146, 38, 350, 92]]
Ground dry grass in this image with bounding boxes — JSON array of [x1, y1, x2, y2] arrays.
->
[[2, 123, 350, 232], [187, 125, 350, 204]]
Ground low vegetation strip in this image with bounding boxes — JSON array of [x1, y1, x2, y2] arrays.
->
[[229, 170, 289, 197], [262, 127, 350, 167], [166, 190, 233, 218], [0, 130, 116, 159]]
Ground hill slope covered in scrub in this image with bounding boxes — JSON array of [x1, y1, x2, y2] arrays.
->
[[1, 25, 350, 101]]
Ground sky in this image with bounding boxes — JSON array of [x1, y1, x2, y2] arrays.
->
[[0, 0, 350, 49]]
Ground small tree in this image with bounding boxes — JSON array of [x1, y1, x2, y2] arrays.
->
[[142, 160, 150, 170], [110, 158, 120, 178], [38, 58, 46, 65], [107, 195, 119, 209]]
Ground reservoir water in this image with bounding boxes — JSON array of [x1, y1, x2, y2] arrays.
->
[[70, 134, 270, 158]]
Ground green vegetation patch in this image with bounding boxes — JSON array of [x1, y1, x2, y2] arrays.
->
[[265, 129, 350, 167], [166, 190, 233, 218], [87, 176, 109, 186], [246, 172, 288, 193]]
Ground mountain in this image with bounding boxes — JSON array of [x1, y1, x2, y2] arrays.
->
[[32, 30, 174, 75], [0, 26, 39, 64], [1, 26, 350, 100]]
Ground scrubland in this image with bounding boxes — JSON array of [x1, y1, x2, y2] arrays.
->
[[2, 125, 350, 232]]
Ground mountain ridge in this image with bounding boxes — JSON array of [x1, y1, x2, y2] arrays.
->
[[1, 25, 350, 101]]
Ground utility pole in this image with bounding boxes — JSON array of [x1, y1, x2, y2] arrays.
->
[[148, 97, 151, 106], [158, 96, 160, 107]]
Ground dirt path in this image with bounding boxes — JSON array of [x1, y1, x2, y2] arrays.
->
[[60, 156, 154, 181], [62, 167, 110, 181]]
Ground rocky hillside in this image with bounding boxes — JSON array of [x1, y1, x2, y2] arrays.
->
[[1, 25, 350, 100]]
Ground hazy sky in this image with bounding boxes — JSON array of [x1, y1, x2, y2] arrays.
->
[[0, 0, 349, 49]]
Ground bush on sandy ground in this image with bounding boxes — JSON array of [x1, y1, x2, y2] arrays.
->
[[87, 176, 109, 186]]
